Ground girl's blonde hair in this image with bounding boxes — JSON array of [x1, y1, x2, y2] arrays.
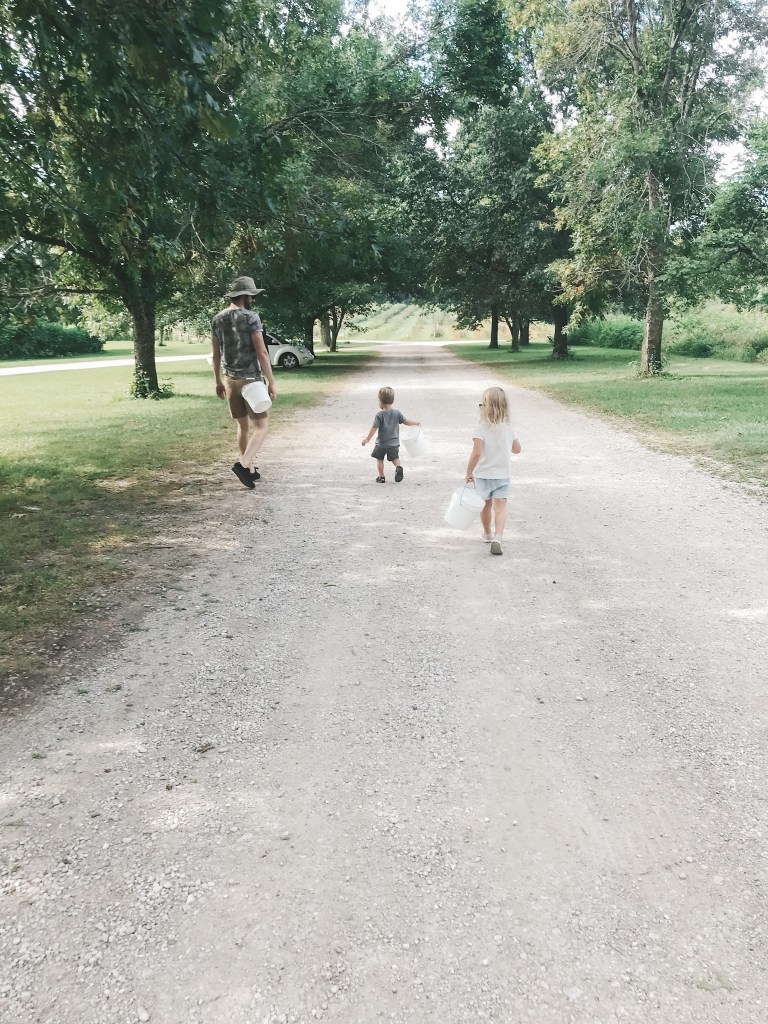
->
[[479, 386, 509, 424]]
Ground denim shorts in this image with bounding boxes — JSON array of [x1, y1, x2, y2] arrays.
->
[[474, 477, 510, 500]]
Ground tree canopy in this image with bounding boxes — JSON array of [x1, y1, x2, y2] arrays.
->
[[1, 0, 766, 386]]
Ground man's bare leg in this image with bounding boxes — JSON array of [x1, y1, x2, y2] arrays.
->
[[242, 412, 269, 471], [235, 415, 250, 458]]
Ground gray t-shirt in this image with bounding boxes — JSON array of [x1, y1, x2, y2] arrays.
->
[[373, 408, 405, 447], [211, 307, 264, 379]]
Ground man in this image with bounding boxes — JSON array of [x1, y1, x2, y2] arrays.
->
[[211, 276, 277, 489]]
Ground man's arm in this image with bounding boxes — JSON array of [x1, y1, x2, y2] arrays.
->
[[465, 438, 483, 483], [211, 334, 226, 399], [251, 329, 277, 399], [512, 438, 522, 454]]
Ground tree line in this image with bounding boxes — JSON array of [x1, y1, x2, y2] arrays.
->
[[1, 0, 766, 393]]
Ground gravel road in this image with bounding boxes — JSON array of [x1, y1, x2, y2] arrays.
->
[[2, 342, 767, 1024]]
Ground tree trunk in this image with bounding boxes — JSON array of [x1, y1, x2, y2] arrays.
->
[[303, 316, 315, 355], [640, 172, 665, 375], [158, 324, 166, 347], [520, 319, 530, 346], [329, 306, 345, 352], [489, 305, 499, 349], [129, 299, 159, 394], [640, 261, 665, 374], [551, 305, 569, 359], [504, 312, 520, 352], [320, 311, 332, 351]]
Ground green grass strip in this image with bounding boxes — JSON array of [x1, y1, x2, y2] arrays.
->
[[0, 350, 373, 670], [451, 342, 768, 492]]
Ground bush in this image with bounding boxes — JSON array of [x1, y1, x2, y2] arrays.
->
[[568, 315, 644, 350], [129, 368, 174, 399], [666, 303, 768, 362], [666, 337, 714, 358], [568, 304, 768, 361], [0, 320, 104, 359]]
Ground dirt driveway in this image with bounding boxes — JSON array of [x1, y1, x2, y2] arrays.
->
[[2, 343, 767, 1024]]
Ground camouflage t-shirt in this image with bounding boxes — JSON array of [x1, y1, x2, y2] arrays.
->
[[211, 307, 264, 379]]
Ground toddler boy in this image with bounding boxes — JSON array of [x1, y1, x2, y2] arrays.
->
[[361, 386, 420, 483]]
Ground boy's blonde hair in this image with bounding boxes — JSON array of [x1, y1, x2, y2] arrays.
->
[[479, 386, 509, 424], [378, 386, 395, 405]]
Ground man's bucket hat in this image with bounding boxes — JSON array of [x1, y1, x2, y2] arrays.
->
[[227, 275, 265, 298]]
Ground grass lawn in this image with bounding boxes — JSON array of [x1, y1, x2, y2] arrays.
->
[[0, 350, 372, 672], [1, 337, 210, 368], [451, 342, 768, 490]]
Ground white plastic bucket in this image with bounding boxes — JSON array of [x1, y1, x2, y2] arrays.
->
[[444, 485, 485, 530], [242, 380, 272, 414], [401, 426, 427, 457]]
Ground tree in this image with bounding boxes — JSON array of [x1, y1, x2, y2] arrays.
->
[[411, 0, 570, 351], [690, 121, 768, 310], [0, 0, 237, 394], [535, 0, 767, 374], [222, 12, 429, 351]]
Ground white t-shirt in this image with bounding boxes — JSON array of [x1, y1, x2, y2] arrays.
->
[[472, 421, 517, 479]]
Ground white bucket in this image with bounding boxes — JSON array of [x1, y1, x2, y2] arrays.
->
[[242, 379, 272, 414], [401, 426, 427, 457], [444, 485, 485, 530]]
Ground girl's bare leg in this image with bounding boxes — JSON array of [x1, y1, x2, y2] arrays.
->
[[480, 499, 493, 535], [492, 497, 507, 539]]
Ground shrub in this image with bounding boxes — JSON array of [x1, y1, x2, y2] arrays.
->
[[666, 337, 714, 358], [129, 368, 174, 399], [568, 304, 768, 361], [0, 320, 104, 359], [666, 303, 768, 362], [568, 315, 643, 350]]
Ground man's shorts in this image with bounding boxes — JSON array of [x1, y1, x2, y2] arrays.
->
[[474, 477, 510, 500], [371, 444, 400, 462], [224, 375, 267, 420]]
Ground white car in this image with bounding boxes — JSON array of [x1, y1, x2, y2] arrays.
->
[[264, 332, 314, 370], [207, 332, 314, 370]]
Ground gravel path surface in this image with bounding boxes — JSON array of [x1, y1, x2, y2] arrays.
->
[[2, 343, 767, 1024]]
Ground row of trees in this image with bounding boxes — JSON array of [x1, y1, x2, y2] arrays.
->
[[1, 0, 766, 392]]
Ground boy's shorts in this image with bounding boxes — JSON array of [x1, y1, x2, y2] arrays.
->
[[371, 444, 400, 462], [224, 375, 267, 420], [474, 477, 510, 500]]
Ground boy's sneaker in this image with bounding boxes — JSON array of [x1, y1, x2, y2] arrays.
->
[[394, 466, 404, 482], [376, 476, 386, 483], [232, 462, 255, 489], [482, 533, 493, 543], [490, 539, 503, 555], [249, 467, 261, 481]]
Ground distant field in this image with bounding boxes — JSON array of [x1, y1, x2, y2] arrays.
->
[[452, 342, 768, 492], [343, 304, 510, 342]]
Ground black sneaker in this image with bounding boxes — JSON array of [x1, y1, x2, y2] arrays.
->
[[394, 466, 404, 482], [232, 462, 255, 489], [249, 467, 261, 481], [376, 476, 385, 483]]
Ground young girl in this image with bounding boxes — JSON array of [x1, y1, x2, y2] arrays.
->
[[465, 387, 522, 555]]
